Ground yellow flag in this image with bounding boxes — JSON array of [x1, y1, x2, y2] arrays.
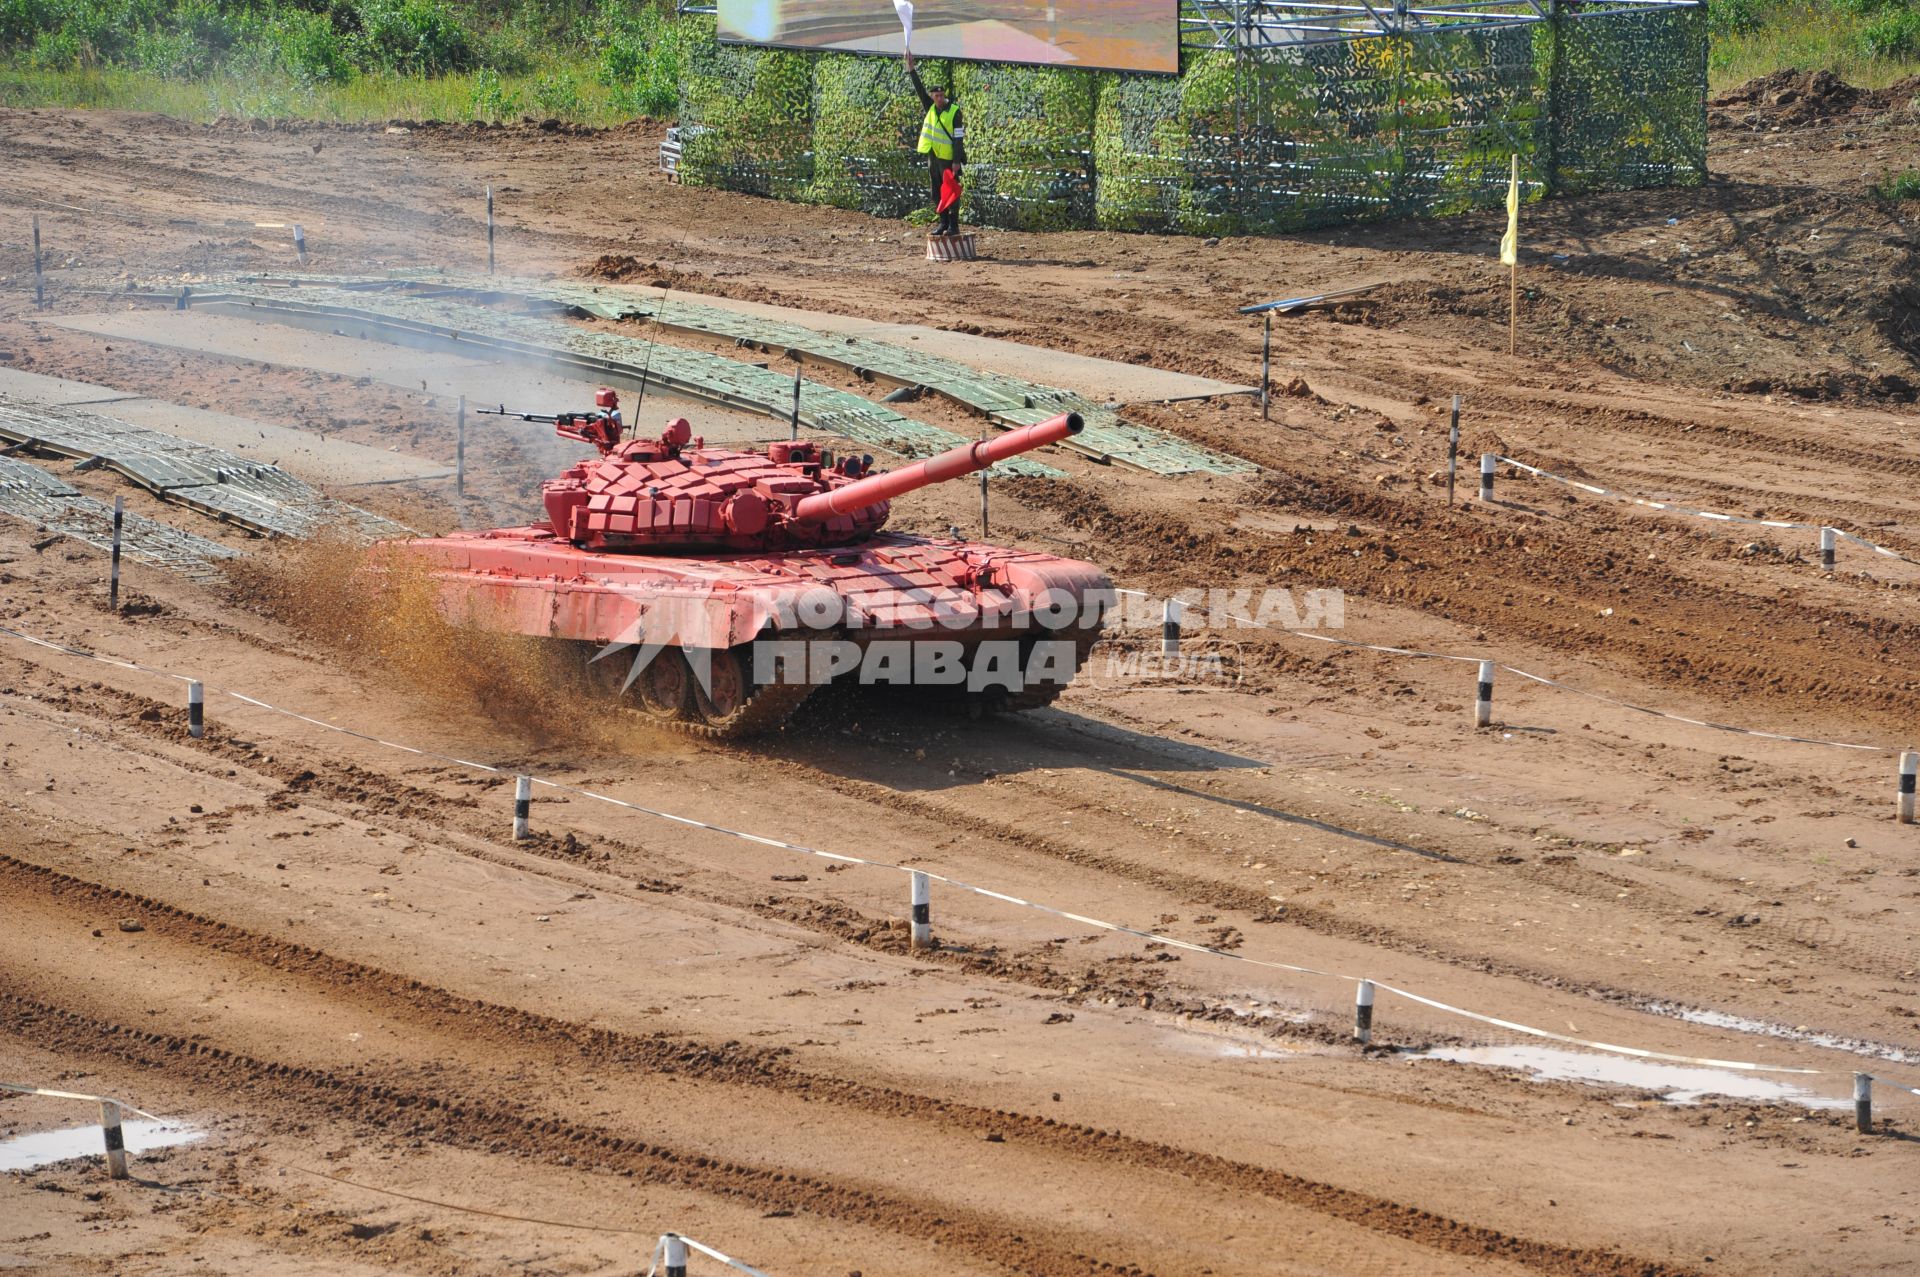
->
[[1499, 153, 1519, 267]]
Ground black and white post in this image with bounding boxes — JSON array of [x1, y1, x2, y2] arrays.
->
[[100, 1099, 128, 1179], [1899, 750, 1917, 825], [455, 395, 467, 500], [1446, 395, 1461, 506], [1475, 660, 1495, 728], [1820, 527, 1837, 572], [1855, 1072, 1873, 1135], [1260, 312, 1272, 421], [910, 870, 932, 950], [109, 496, 124, 612], [512, 775, 532, 840], [1160, 597, 1184, 659], [1478, 452, 1496, 503], [1354, 979, 1375, 1044], [32, 213, 45, 309], [293, 223, 308, 266], [188, 680, 204, 740], [662, 1233, 689, 1277], [486, 186, 496, 275]]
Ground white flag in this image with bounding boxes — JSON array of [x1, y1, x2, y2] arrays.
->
[[894, 0, 914, 47]]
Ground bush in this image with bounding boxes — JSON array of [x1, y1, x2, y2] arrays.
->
[[1861, 7, 1920, 58], [349, 0, 477, 75], [1877, 169, 1920, 199], [261, 7, 354, 84], [466, 64, 519, 120], [530, 67, 583, 117], [1708, 0, 1768, 37], [594, 1, 684, 118]]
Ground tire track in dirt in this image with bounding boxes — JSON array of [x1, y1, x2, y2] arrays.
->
[[21, 643, 1917, 1061], [0, 854, 1703, 1277]]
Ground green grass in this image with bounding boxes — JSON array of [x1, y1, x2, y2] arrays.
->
[[1878, 169, 1920, 199], [1710, 0, 1920, 91], [0, 60, 639, 125]]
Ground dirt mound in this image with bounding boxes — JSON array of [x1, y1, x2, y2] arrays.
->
[[581, 253, 801, 308], [1713, 69, 1861, 127]]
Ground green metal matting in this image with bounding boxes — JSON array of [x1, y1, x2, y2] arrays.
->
[[0, 396, 408, 541], [185, 282, 1068, 477], [236, 273, 1256, 478], [0, 455, 238, 582]]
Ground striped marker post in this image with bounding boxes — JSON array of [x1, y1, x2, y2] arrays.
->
[[910, 870, 932, 949], [455, 396, 467, 500], [1445, 395, 1461, 506], [486, 186, 495, 274], [1478, 453, 1495, 503], [1475, 660, 1495, 728], [1354, 979, 1375, 1044], [512, 775, 532, 840], [663, 1232, 689, 1277], [32, 214, 45, 309], [109, 496, 124, 612], [100, 1100, 128, 1179], [187, 681, 204, 739], [1855, 1072, 1873, 1135], [1820, 527, 1837, 572], [293, 223, 307, 265], [1899, 751, 1917, 825], [1161, 597, 1184, 659]]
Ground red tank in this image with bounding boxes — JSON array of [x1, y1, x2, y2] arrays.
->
[[388, 392, 1113, 736]]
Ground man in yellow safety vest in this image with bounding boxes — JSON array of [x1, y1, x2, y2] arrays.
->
[[904, 49, 965, 236]]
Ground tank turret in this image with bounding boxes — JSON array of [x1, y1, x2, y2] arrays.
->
[[534, 391, 1081, 552]]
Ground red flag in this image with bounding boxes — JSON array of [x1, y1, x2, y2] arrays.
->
[[937, 168, 962, 213]]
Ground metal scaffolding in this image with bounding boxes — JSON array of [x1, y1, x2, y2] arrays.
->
[[1180, 1, 1700, 50]]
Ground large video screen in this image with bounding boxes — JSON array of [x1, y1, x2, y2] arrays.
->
[[716, 2, 1180, 75]]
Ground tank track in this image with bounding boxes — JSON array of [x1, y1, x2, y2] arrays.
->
[[973, 625, 1106, 716], [660, 676, 819, 741]]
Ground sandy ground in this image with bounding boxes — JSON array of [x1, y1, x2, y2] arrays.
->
[[2, 69, 1920, 1275]]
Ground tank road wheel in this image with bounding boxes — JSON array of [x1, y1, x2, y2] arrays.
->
[[634, 648, 695, 723], [677, 642, 820, 740]]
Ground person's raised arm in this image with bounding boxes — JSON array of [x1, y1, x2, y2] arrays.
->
[[904, 49, 932, 110]]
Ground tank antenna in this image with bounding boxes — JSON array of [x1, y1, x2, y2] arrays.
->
[[633, 226, 691, 420]]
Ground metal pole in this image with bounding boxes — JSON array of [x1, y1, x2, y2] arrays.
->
[[1899, 751, 1917, 825], [188, 680, 205, 740], [1475, 659, 1495, 728], [109, 496, 123, 612], [1855, 1072, 1873, 1135], [910, 870, 931, 949], [32, 214, 45, 309], [1260, 312, 1271, 421], [1354, 979, 1375, 1044], [1446, 395, 1461, 506], [1479, 453, 1496, 502], [486, 186, 495, 274], [663, 1233, 689, 1277], [790, 360, 802, 441], [100, 1100, 128, 1179], [979, 468, 989, 538], [455, 395, 467, 499], [293, 223, 307, 266], [1820, 526, 1837, 572]]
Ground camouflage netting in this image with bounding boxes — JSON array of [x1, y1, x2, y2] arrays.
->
[[673, 5, 1705, 235]]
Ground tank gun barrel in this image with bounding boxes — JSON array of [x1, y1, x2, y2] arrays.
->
[[791, 412, 1081, 524]]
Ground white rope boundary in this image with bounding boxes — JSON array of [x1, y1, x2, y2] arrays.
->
[[1109, 590, 1906, 754], [5, 623, 1918, 1098], [1493, 453, 1916, 567]]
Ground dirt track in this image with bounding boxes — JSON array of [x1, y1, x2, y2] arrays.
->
[[3, 72, 1920, 1275]]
